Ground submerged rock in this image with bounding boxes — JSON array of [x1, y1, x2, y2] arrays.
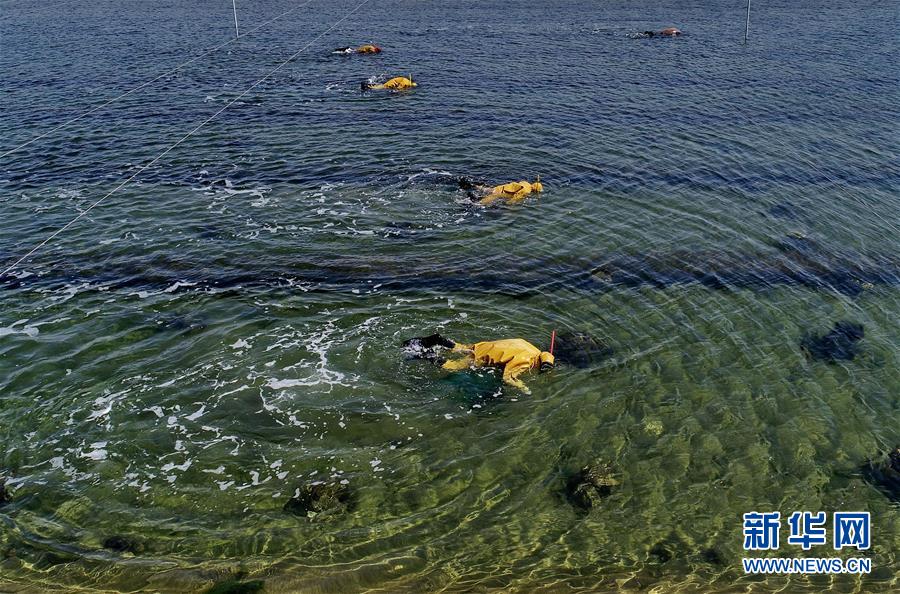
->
[[766, 202, 802, 221], [648, 541, 676, 563], [553, 332, 614, 369], [6, 235, 897, 300], [565, 462, 619, 510], [700, 547, 726, 566], [102, 535, 144, 554], [861, 446, 900, 503], [204, 578, 264, 594], [800, 321, 864, 362], [283, 482, 352, 519]]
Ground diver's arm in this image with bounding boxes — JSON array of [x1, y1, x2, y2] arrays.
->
[[451, 342, 474, 353], [507, 184, 530, 202], [442, 355, 474, 371], [479, 193, 503, 206], [502, 359, 532, 394], [383, 78, 414, 90]]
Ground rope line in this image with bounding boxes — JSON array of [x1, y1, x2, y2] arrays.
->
[[1, 0, 372, 278], [0, 0, 315, 161]]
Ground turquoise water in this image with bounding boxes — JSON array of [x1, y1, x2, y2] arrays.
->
[[1, 0, 898, 591]]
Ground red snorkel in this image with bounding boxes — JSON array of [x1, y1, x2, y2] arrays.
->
[[549, 330, 556, 355]]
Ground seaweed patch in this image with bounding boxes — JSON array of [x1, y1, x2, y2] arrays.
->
[[102, 535, 144, 554], [283, 481, 353, 519], [2, 237, 898, 298], [0, 478, 10, 506], [552, 331, 614, 369], [565, 462, 619, 510], [203, 577, 265, 594], [861, 446, 900, 503], [800, 321, 864, 362]]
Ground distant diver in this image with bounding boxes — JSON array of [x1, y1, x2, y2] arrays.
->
[[458, 176, 544, 205], [333, 44, 382, 54], [639, 27, 682, 38], [402, 333, 555, 394], [361, 75, 417, 91]]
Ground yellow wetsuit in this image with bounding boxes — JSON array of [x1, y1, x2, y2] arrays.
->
[[368, 76, 417, 90], [441, 339, 554, 393], [356, 44, 381, 54], [480, 179, 543, 205]]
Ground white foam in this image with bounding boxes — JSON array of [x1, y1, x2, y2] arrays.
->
[[266, 377, 308, 389], [185, 405, 206, 421], [163, 281, 197, 293], [83, 447, 108, 461], [86, 391, 126, 422], [0, 319, 40, 338], [51, 283, 92, 304], [250, 471, 270, 485], [161, 459, 192, 472], [86, 402, 112, 421]]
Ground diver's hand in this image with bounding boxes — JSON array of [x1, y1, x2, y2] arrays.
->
[[504, 377, 530, 395], [502, 366, 531, 394]]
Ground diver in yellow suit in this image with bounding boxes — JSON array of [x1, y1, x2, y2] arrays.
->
[[361, 76, 417, 91], [458, 176, 544, 205], [402, 333, 555, 394]]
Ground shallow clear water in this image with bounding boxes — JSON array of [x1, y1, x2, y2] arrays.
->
[[1, 0, 898, 592]]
